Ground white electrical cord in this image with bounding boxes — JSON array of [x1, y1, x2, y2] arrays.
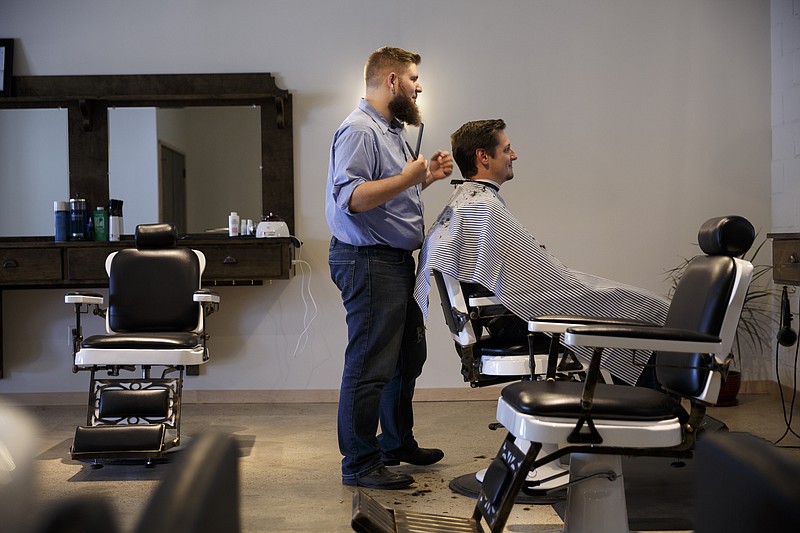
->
[[290, 243, 318, 357]]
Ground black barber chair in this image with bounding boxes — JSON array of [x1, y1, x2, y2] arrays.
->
[[434, 269, 586, 491], [33, 432, 240, 533], [65, 223, 219, 467], [432, 269, 584, 387], [352, 215, 755, 533], [694, 431, 800, 533]]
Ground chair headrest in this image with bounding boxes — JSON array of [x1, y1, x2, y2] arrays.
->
[[697, 215, 755, 257], [135, 223, 177, 249]]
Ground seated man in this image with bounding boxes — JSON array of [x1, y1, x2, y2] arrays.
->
[[414, 119, 670, 387]]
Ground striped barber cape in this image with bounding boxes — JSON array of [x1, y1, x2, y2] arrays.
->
[[413, 180, 670, 386]]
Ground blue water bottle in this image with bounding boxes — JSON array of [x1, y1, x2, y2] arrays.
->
[[54, 201, 69, 242]]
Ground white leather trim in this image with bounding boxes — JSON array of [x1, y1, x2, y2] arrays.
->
[[495, 397, 683, 448], [480, 353, 553, 376], [75, 346, 206, 366]]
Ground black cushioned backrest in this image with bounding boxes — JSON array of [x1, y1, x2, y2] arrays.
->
[[135, 223, 177, 249], [108, 224, 199, 333], [697, 215, 755, 257], [432, 269, 463, 337], [656, 216, 754, 396], [694, 432, 800, 533], [133, 432, 240, 533]]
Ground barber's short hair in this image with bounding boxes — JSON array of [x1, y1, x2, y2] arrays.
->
[[364, 46, 421, 88], [450, 119, 507, 179]]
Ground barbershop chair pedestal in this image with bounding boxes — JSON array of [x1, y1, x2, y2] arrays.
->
[[560, 453, 628, 533], [475, 442, 569, 492], [69, 369, 186, 466]]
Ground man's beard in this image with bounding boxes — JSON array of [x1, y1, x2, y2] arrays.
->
[[388, 92, 421, 126]]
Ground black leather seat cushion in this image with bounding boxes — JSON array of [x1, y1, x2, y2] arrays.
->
[[501, 381, 687, 422], [82, 332, 201, 350], [477, 338, 529, 356]]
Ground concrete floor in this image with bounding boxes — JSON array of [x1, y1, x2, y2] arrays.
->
[[11, 392, 800, 533]]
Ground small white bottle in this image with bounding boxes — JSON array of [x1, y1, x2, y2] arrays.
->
[[228, 211, 240, 237]]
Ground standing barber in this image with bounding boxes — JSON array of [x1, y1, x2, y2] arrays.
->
[[326, 46, 454, 490]]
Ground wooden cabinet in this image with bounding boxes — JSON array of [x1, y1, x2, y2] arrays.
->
[[1, 247, 63, 284], [200, 240, 292, 281], [0, 236, 294, 287], [65, 246, 125, 283], [0, 235, 294, 377], [768, 233, 800, 285]]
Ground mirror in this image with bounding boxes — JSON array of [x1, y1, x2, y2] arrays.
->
[[0, 106, 263, 237], [0, 108, 70, 236], [108, 106, 262, 235], [0, 73, 294, 238]]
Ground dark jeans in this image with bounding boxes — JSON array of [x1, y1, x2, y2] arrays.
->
[[328, 237, 427, 479]]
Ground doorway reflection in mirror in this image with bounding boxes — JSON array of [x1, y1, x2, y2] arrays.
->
[[109, 105, 262, 235]]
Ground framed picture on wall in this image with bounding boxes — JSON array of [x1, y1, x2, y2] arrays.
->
[[0, 39, 14, 96]]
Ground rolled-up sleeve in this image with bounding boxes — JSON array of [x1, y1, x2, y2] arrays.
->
[[330, 127, 377, 215]]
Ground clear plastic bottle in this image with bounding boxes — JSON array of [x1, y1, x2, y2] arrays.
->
[[229, 211, 240, 237], [69, 196, 87, 240]]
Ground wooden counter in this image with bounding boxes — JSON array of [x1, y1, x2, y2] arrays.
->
[[0, 235, 295, 377]]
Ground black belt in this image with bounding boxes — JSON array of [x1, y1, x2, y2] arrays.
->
[[332, 237, 412, 255]]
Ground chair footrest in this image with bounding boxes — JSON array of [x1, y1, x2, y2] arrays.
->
[[352, 490, 479, 533], [71, 424, 166, 457], [99, 388, 170, 419]]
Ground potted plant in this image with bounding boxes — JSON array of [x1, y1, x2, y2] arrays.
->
[[664, 237, 776, 405]]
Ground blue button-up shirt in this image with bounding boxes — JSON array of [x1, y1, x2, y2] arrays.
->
[[325, 99, 424, 251]]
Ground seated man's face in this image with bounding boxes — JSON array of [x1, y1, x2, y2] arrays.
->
[[487, 131, 517, 182]]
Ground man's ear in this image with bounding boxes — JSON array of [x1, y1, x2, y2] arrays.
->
[[476, 148, 489, 167], [388, 73, 396, 95]]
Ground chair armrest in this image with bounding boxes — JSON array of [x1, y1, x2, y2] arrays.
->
[[529, 314, 657, 334], [563, 325, 722, 355], [193, 289, 220, 304], [195, 289, 220, 319], [468, 295, 501, 307], [65, 292, 104, 305]]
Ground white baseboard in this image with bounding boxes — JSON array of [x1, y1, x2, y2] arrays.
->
[[3, 380, 792, 406], [2, 387, 502, 406]]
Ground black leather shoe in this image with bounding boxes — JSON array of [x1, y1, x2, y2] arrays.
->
[[342, 466, 414, 490], [381, 447, 444, 466]]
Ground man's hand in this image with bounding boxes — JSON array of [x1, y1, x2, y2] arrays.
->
[[401, 156, 430, 186], [348, 150, 454, 212], [422, 150, 454, 188]]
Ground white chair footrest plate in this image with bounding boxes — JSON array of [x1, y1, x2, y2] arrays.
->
[[480, 354, 534, 376], [75, 347, 206, 366]]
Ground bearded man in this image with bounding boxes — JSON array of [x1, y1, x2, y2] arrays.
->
[[325, 46, 454, 489]]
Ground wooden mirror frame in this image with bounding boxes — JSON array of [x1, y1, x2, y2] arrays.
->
[[0, 73, 294, 234]]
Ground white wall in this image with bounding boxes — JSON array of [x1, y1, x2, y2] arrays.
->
[[0, 0, 773, 395], [771, 0, 800, 393]]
